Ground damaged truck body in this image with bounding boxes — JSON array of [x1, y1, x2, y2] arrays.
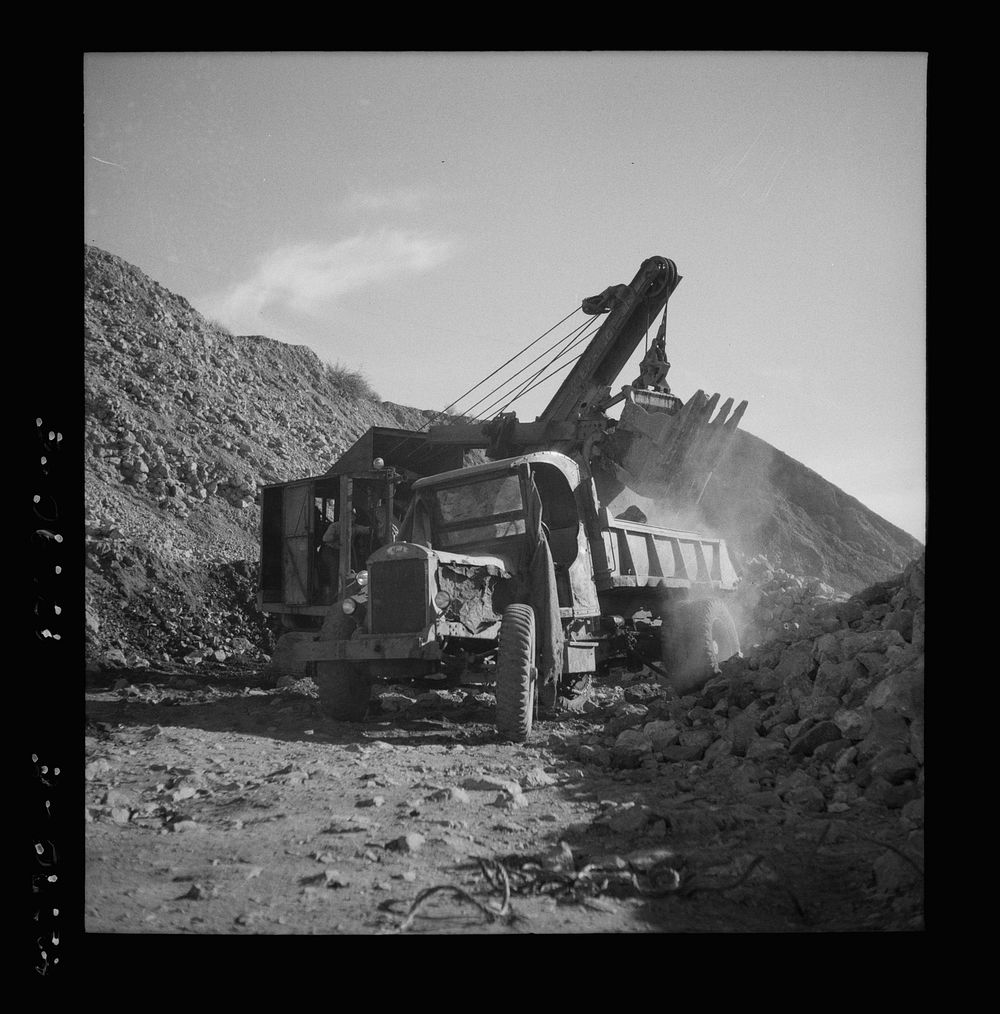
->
[[259, 255, 749, 741]]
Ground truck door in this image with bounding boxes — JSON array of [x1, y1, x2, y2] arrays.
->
[[281, 481, 313, 606]]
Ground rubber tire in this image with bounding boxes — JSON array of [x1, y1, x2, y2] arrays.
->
[[315, 661, 373, 722], [495, 604, 537, 742], [689, 597, 741, 672], [663, 598, 740, 694]]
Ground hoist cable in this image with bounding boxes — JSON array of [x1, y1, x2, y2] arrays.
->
[[467, 320, 597, 423], [485, 324, 599, 421], [479, 317, 602, 422], [374, 305, 584, 474], [478, 316, 604, 421], [413, 305, 584, 433], [458, 314, 596, 422], [400, 322, 592, 470], [488, 348, 590, 417]]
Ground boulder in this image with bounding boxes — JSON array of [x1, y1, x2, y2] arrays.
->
[[865, 661, 924, 721], [611, 729, 653, 769], [783, 785, 827, 812], [746, 738, 786, 762], [882, 609, 914, 641], [864, 778, 920, 810], [797, 690, 841, 720], [642, 720, 681, 753], [607, 703, 650, 736], [722, 711, 759, 757], [577, 744, 612, 767], [868, 749, 920, 786], [774, 643, 815, 683], [813, 658, 860, 699], [839, 629, 906, 660], [857, 709, 910, 761], [788, 720, 843, 756]]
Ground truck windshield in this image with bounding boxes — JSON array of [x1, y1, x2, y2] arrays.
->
[[429, 473, 525, 548]]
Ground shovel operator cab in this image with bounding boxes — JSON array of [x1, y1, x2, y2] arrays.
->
[[259, 464, 403, 627], [300, 450, 742, 742], [257, 426, 467, 677]]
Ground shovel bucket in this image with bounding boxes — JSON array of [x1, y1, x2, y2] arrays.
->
[[603, 387, 748, 507]]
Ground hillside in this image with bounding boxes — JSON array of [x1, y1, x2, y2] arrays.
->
[[83, 245, 922, 666], [700, 431, 921, 592], [84, 245, 444, 663]]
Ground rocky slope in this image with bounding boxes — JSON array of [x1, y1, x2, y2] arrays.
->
[[700, 431, 922, 592], [85, 245, 441, 664], [84, 244, 922, 665]]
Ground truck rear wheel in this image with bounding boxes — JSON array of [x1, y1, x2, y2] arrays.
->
[[495, 604, 536, 742], [662, 598, 740, 694], [316, 661, 373, 722]]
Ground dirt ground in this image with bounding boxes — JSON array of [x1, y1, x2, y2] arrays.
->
[[84, 663, 923, 935]]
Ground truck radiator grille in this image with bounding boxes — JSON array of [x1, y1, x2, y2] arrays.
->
[[369, 558, 427, 634]]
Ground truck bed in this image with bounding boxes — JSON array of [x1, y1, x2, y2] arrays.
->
[[589, 508, 739, 592]]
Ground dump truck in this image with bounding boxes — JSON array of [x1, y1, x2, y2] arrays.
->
[[261, 255, 749, 740]]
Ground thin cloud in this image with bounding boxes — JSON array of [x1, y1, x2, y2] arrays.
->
[[342, 188, 430, 214], [202, 230, 456, 329]]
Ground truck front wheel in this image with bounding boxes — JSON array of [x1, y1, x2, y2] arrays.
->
[[316, 661, 373, 722], [495, 604, 537, 742]]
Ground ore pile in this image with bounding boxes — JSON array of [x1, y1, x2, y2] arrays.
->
[[733, 555, 847, 648], [553, 553, 925, 852], [85, 518, 275, 669]]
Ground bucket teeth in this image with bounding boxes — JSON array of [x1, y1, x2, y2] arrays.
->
[[725, 400, 749, 431], [713, 397, 734, 427]]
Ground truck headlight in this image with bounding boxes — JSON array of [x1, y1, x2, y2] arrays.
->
[[433, 590, 451, 610], [355, 570, 369, 587], [342, 598, 357, 615]]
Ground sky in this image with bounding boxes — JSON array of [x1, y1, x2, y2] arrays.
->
[[84, 52, 926, 542]]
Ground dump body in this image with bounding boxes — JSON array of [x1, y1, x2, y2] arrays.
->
[[591, 508, 739, 593]]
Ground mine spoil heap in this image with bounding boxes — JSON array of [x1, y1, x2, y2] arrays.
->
[[594, 554, 925, 794], [84, 243, 922, 671], [85, 244, 435, 666]]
